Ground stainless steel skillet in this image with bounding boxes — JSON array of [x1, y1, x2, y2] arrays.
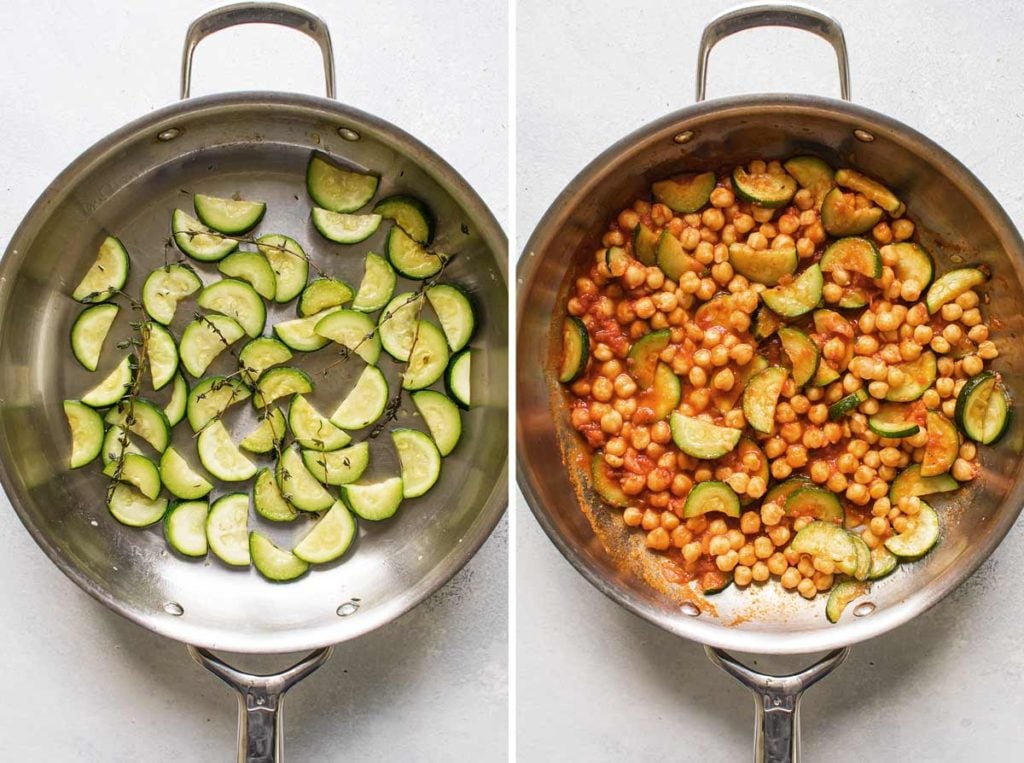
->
[[517, 5, 1024, 760], [0, 4, 507, 760]]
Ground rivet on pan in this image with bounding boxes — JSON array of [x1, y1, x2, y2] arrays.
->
[[853, 601, 877, 617], [680, 602, 701, 617], [853, 129, 875, 143], [157, 128, 182, 142], [337, 601, 360, 616], [673, 130, 695, 144], [163, 601, 184, 616], [337, 127, 361, 141], [89, 519, 98, 527]]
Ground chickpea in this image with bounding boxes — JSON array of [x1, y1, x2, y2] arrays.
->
[[754, 536, 774, 559], [978, 340, 1000, 360], [961, 308, 982, 327], [710, 187, 735, 208], [952, 458, 979, 481], [780, 568, 802, 589], [967, 325, 989, 343], [767, 553, 789, 576], [716, 549, 740, 572], [682, 541, 702, 563], [646, 527, 670, 550]]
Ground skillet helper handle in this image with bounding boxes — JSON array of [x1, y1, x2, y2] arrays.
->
[[180, 2, 336, 99], [188, 645, 334, 763], [695, 3, 851, 102], [705, 646, 849, 763]]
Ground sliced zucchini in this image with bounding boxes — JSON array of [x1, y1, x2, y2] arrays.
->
[[63, 400, 104, 468], [868, 403, 920, 438], [239, 408, 287, 454], [682, 481, 740, 518], [254, 467, 299, 522], [669, 412, 741, 459], [254, 367, 314, 407], [812, 309, 855, 338], [742, 366, 787, 434], [81, 355, 133, 408], [277, 446, 334, 512], [761, 264, 823, 318], [351, 252, 397, 312], [956, 371, 1011, 445], [179, 314, 245, 377], [306, 153, 378, 213], [639, 362, 681, 421], [102, 425, 142, 466], [207, 493, 250, 566], [834, 168, 904, 215], [628, 329, 670, 390], [311, 208, 382, 244], [257, 234, 309, 303], [849, 534, 872, 581], [380, 292, 425, 362], [884, 501, 940, 559], [716, 355, 769, 413], [829, 389, 867, 420], [103, 453, 161, 500], [197, 420, 257, 482], [343, 477, 404, 521], [838, 287, 870, 309], [604, 245, 629, 277], [289, 394, 350, 451], [826, 580, 870, 623], [700, 570, 734, 596], [790, 520, 858, 577], [386, 227, 446, 280], [884, 352, 937, 402], [293, 500, 357, 564], [411, 389, 462, 456], [392, 428, 442, 498], [145, 323, 179, 391], [426, 284, 475, 352], [172, 209, 237, 261], [925, 267, 988, 314], [921, 411, 960, 477], [732, 165, 797, 208], [250, 533, 309, 582], [217, 251, 277, 300], [727, 243, 797, 286], [331, 365, 389, 429], [314, 309, 381, 365], [651, 172, 716, 213], [632, 223, 659, 266], [374, 195, 435, 243], [142, 264, 202, 325], [403, 321, 450, 391], [820, 237, 882, 279], [71, 303, 119, 371], [197, 278, 266, 338], [889, 242, 934, 290], [104, 398, 171, 452], [764, 476, 814, 508], [785, 487, 844, 523], [820, 187, 883, 236], [187, 376, 251, 432], [302, 442, 370, 486], [194, 194, 266, 235], [164, 500, 209, 558], [591, 454, 628, 507], [889, 464, 958, 505], [751, 305, 782, 340], [446, 349, 471, 408], [273, 309, 335, 352], [72, 236, 130, 303], [238, 336, 293, 385], [812, 362, 841, 387], [107, 483, 167, 528], [782, 156, 834, 207], [299, 278, 354, 317], [868, 545, 898, 580], [778, 327, 820, 386], [159, 446, 213, 500], [656, 230, 702, 281]]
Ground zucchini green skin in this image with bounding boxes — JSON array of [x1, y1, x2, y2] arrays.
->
[[81, 355, 134, 408], [889, 242, 934, 289], [197, 278, 267, 339], [446, 349, 471, 409], [826, 580, 870, 623], [884, 501, 940, 559], [778, 327, 820, 387], [306, 153, 379, 213], [591, 454, 628, 507], [427, 284, 476, 353], [868, 403, 920, 438], [731, 166, 797, 208], [343, 477, 404, 521], [820, 187, 883, 236], [373, 195, 435, 244], [392, 428, 442, 498], [651, 172, 716, 213], [764, 476, 814, 508], [782, 156, 835, 206], [728, 243, 797, 286], [888, 464, 957, 505], [311, 209, 382, 244], [293, 501, 357, 564], [920, 411, 959, 477], [63, 400, 105, 468], [172, 209, 238, 262], [218, 251, 277, 301], [670, 412, 742, 459], [386, 227, 446, 280], [834, 168, 904, 215], [632, 223, 659, 266], [71, 303, 120, 372], [761, 264, 823, 318], [868, 545, 898, 580], [820, 237, 882, 279], [828, 389, 867, 420], [207, 493, 251, 566], [412, 390, 462, 456], [143, 264, 202, 325], [656, 231, 702, 281], [250, 533, 309, 582], [925, 267, 988, 314], [955, 371, 1011, 444], [403, 321, 450, 391], [784, 487, 844, 523], [103, 453, 162, 500], [72, 236, 130, 303], [164, 501, 210, 558], [884, 352, 937, 403], [351, 252, 397, 313], [107, 483, 167, 528], [683, 481, 740, 518], [790, 520, 859, 577], [193, 194, 266, 235], [628, 329, 670, 389], [742, 366, 787, 434]]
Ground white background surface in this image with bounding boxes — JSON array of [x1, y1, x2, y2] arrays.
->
[[517, 0, 1024, 760], [0, 1, 507, 761]]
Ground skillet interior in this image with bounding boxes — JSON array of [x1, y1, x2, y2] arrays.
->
[[517, 95, 1024, 654], [0, 92, 508, 653]]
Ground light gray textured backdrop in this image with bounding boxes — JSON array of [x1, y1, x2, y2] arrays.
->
[[0, 1, 507, 761], [517, 1, 1024, 760]]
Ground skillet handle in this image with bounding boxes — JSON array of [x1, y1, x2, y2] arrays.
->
[[695, 4, 851, 102], [705, 646, 849, 763], [188, 645, 333, 763], [180, 2, 336, 99]]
